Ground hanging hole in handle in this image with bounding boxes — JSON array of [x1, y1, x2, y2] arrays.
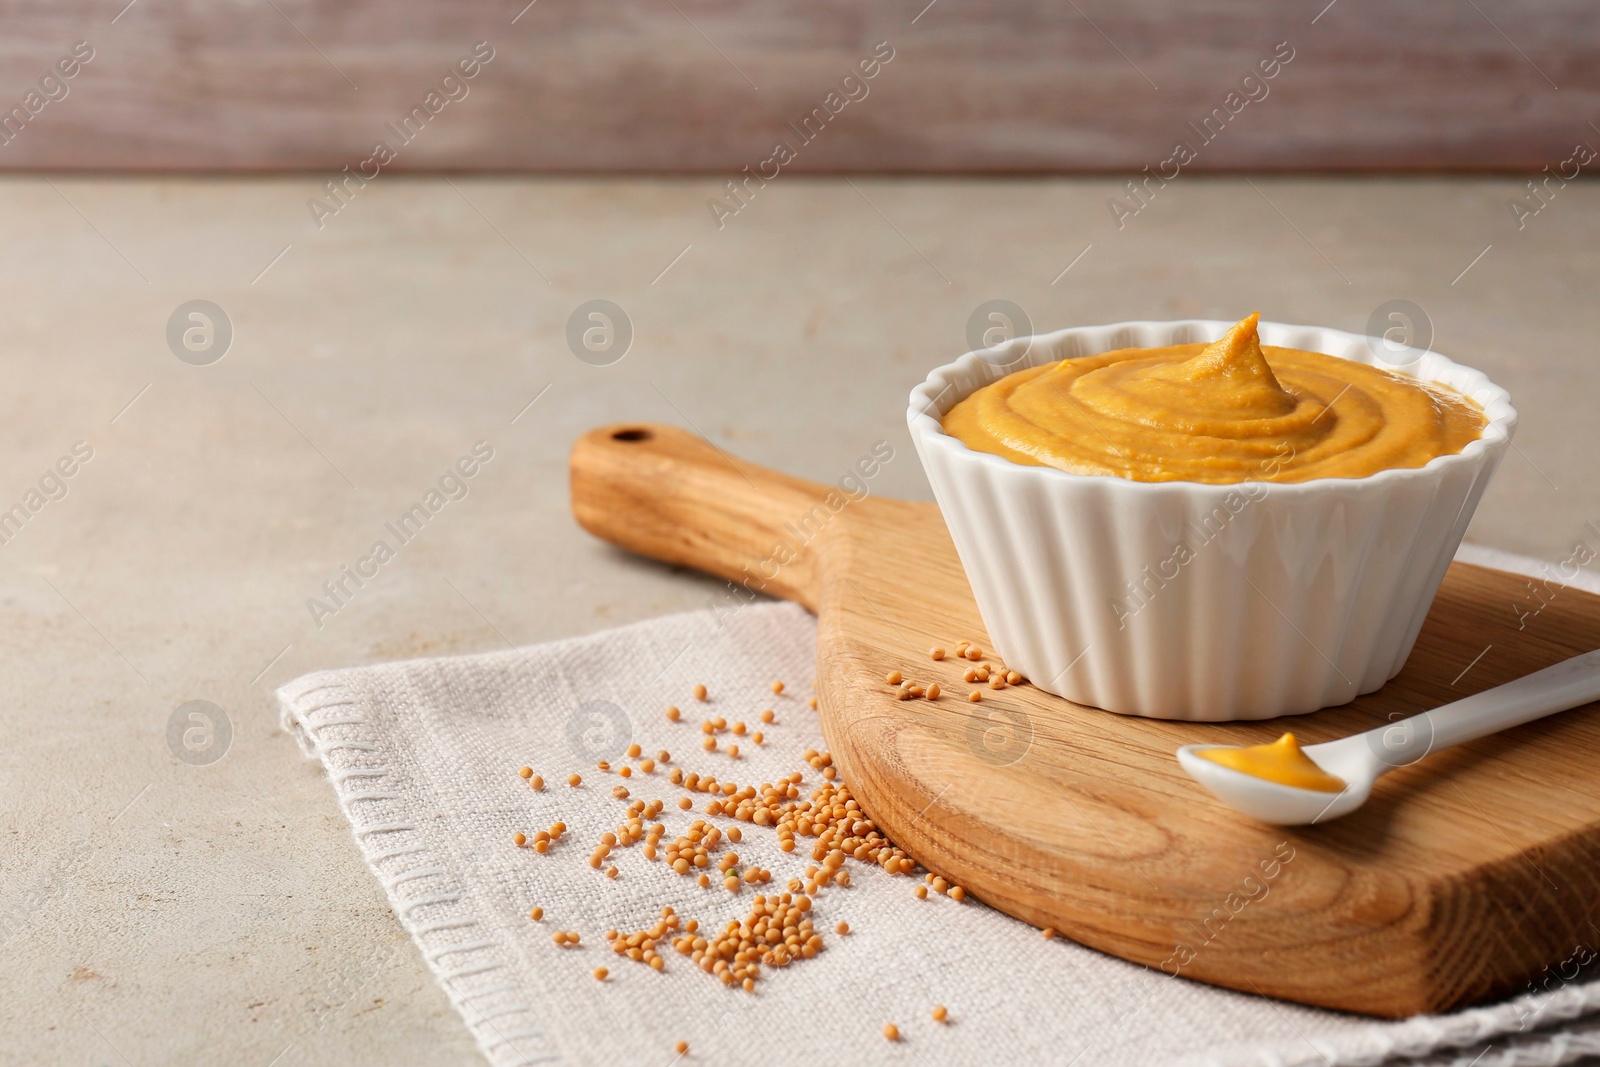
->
[[611, 428, 653, 442]]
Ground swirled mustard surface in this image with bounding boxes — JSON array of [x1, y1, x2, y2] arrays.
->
[[1196, 733, 1346, 793], [941, 314, 1487, 484]]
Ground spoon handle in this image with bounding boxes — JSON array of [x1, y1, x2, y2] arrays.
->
[[1366, 648, 1600, 767]]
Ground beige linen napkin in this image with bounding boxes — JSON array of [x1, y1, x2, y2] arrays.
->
[[278, 547, 1600, 1067]]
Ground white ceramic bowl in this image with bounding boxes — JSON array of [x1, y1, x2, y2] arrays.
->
[[908, 319, 1516, 721]]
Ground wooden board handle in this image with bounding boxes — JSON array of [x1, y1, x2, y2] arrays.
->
[[570, 423, 832, 610]]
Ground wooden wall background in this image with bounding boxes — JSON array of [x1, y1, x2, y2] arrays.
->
[[0, 0, 1594, 171]]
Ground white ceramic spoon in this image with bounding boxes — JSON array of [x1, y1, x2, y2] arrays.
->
[[1176, 649, 1600, 825]]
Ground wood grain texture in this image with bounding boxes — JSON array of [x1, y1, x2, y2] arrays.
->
[[1, 1, 1595, 172], [571, 422, 1600, 1017]]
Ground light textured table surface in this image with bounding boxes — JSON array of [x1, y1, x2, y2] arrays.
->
[[2, 175, 1596, 1064]]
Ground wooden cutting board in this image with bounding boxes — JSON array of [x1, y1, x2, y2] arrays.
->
[[570, 422, 1600, 1018]]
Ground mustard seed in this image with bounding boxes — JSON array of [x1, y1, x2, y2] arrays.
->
[[727, 744, 740, 759], [703, 737, 717, 751], [627, 743, 642, 759], [513, 832, 526, 847], [620, 766, 633, 778], [1007, 671, 1023, 685], [883, 1023, 900, 1041], [612, 786, 630, 799], [568, 773, 582, 787], [949, 886, 967, 902], [752, 732, 764, 745], [678, 797, 692, 810], [693, 684, 708, 701], [915, 885, 927, 899], [760, 708, 775, 724], [969, 690, 982, 702], [594, 967, 608, 980], [727, 827, 742, 842], [771, 681, 784, 694], [933, 1005, 948, 1022], [606, 866, 618, 879], [808, 697, 818, 709], [926, 683, 941, 700], [666, 706, 681, 722], [675, 1040, 688, 1055], [518, 766, 533, 779], [1042, 927, 1057, 939], [886, 670, 902, 685], [529, 906, 543, 921], [930, 646, 945, 660], [640, 758, 655, 773], [529, 775, 544, 791], [836, 921, 849, 935]]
